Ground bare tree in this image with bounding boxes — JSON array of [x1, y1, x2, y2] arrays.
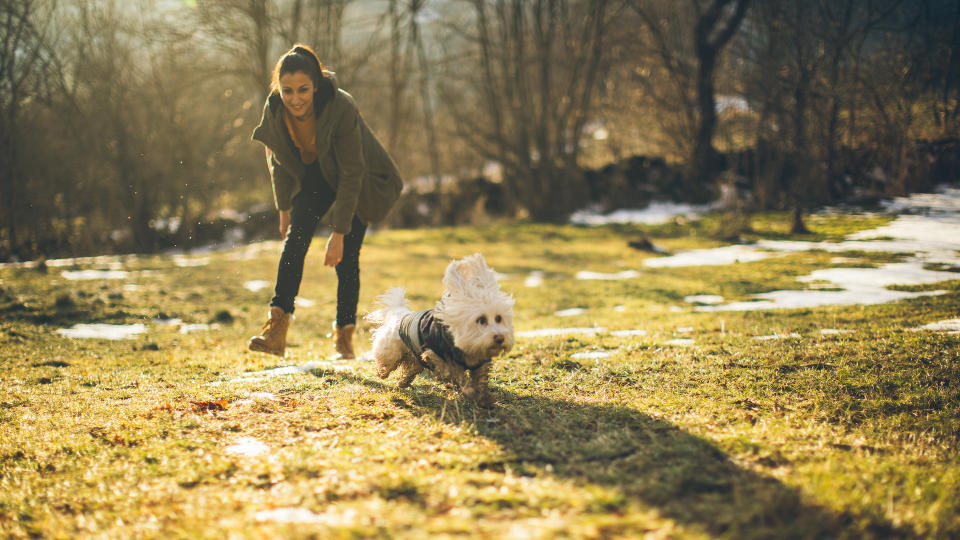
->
[[387, 0, 413, 152], [0, 0, 56, 258], [444, 0, 615, 221], [631, 0, 749, 200], [40, 0, 247, 252], [284, 0, 351, 64], [731, 0, 912, 230], [629, 1, 698, 159], [689, 0, 750, 195], [409, 0, 443, 194], [196, 0, 276, 102]]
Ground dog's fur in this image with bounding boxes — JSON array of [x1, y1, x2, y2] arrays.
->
[[366, 253, 515, 406]]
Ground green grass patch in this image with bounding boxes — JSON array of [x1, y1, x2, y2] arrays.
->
[[1, 213, 957, 538]]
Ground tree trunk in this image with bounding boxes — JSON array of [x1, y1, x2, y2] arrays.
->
[[689, 0, 751, 201], [791, 205, 809, 234], [691, 49, 719, 195], [388, 0, 403, 152], [411, 3, 443, 196]]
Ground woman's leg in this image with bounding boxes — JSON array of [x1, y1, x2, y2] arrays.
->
[[270, 167, 331, 313], [334, 214, 367, 327]]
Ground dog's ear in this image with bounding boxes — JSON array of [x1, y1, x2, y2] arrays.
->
[[442, 257, 470, 297], [463, 253, 499, 289], [443, 253, 500, 298]]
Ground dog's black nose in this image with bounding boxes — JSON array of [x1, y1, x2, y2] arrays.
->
[[493, 334, 504, 345]]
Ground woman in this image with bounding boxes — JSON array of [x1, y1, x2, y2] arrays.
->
[[248, 44, 403, 359]]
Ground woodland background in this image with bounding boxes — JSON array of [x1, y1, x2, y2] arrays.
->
[[2, 0, 959, 260]]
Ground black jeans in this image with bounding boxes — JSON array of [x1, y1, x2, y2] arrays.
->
[[271, 162, 367, 327]]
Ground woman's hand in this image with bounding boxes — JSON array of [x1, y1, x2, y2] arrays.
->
[[279, 210, 291, 238], [324, 232, 344, 267]]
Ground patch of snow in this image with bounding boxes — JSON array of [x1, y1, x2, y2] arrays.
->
[[571, 351, 612, 360], [665, 338, 696, 346], [53, 256, 123, 267], [0, 254, 136, 270], [797, 262, 950, 288], [56, 323, 146, 340], [224, 437, 270, 458], [244, 280, 271, 293], [153, 318, 182, 326], [243, 365, 301, 377], [245, 392, 281, 402], [677, 327, 694, 333], [644, 186, 960, 270], [649, 187, 960, 311], [554, 308, 587, 317], [610, 329, 647, 337], [754, 333, 801, 341], [717, 95, 753, 114], [297, 298, 316, 308], [62, 269, 129, 280], [516, 327, 605, 338], [179, 323, 211, 334], [576, 270, 640, 280], [613, 305, 627, 312], [913, 318, 960, 334], [698, 261, 950, 312], [172, 255, 210, 267], [253, 507, 323, 523], [524, 271, 545, 287], [881, 185, 960, 214], [516, 327, 645, 339], [215, 360, 354, 385], [570, 201, 718, 226], [684, 295, 724, 305], [644, 245, 774, 268], [820, 329, 854, 335], [300, 360, 355, 373]]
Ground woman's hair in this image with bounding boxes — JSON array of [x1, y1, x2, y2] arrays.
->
[[269, 44, 327, 113]]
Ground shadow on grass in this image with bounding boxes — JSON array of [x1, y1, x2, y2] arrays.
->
[[0, 302, 139, 326], [327, 371, 908, 538]]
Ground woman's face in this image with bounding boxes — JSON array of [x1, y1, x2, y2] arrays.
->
[[278, 71, 315, 118]]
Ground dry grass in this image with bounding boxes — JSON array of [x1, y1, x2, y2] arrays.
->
[[1, 213, 958, 538]]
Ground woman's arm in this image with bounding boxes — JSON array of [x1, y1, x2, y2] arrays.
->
[[324, 232, 344, 267], [278, 210, 291, 238]]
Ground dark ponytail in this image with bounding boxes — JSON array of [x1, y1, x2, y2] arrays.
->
[[292, 45, 323, 79]]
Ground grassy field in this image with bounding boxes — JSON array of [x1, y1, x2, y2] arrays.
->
[[1, 211, 958, 539]]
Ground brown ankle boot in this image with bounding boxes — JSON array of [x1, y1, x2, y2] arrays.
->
[[335, 324, 356, 359], [248, 307, 292, 357]]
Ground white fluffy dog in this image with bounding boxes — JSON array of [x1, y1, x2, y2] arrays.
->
[[366, 253, 515, 407]]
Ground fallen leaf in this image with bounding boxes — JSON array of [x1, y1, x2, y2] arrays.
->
[[189, 399, 229, 412]]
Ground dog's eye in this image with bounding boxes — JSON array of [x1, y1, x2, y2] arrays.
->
[[476, 315, 487, 325], [495, 315, 502, 323]]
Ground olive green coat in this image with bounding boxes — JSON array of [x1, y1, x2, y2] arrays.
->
[[251, 72, 403, 234]]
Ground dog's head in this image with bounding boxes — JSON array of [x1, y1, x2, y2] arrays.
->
[[435, 253, 515, 359]]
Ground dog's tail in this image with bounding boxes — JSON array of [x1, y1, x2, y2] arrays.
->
[[365, 287, 410, 324]]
